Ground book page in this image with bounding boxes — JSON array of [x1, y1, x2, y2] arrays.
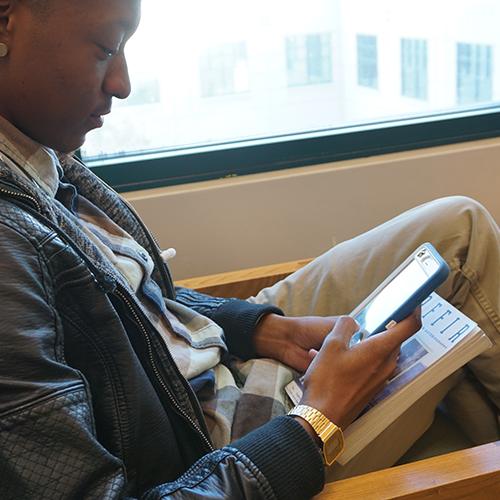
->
[[364, 293, 478, 409]]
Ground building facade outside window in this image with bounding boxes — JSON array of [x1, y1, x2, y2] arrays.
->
[[200, 42, 249, 97], [457, 43, 493, 104], [401, 38, 428, 100], [286, 33, 332, 86], [357, 34, 378, 88], [117, 80, 161, 107], [80, 0, 500, 191]]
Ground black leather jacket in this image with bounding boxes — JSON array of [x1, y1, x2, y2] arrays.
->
[[0, 159, 324, 499]]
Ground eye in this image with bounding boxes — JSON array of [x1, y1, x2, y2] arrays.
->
[[97, 44, 118, 59]]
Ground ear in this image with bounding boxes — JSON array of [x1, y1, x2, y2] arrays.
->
[[0, 1, 16, 40]]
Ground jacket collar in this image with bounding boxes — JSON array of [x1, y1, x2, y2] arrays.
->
[[0, 116, 172, 298], [0, 114, 146, 248]]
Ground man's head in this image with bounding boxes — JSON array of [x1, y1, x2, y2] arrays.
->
[[0, 0, 141, 152]]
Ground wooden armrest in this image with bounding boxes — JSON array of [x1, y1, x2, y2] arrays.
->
[[316, 441, 500, 499], [178, 260, 500, 497], [175, 258, 313, 299]]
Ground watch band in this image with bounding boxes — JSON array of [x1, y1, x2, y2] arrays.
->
[[288, 404, 344, 465]]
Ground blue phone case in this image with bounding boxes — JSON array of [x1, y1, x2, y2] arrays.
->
[[350, 243, 449, 342]]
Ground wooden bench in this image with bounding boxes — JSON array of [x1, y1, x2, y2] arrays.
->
[[176, 259, 500, 498]]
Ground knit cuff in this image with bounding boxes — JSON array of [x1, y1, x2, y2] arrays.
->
[[230, 416, 325, 500], [211, 299, 283, 359]]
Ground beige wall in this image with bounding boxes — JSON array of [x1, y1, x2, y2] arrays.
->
[[125, 138, 500, 280]]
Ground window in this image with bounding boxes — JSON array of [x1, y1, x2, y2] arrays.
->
[[357, 35, 378, 88], [118, 80, 161, 107], [286, 33, 332, 86], [82, 0, 500, 192], [401, 38, 428, 100], [200, 42, 249, 97], [457, 43, 493, 104]]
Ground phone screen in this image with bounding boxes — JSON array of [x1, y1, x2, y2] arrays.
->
[[354, 259, 428, 337]]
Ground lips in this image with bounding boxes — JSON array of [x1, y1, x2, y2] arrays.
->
[[88, 108, 110, 129], [89, 114, 104, 128]]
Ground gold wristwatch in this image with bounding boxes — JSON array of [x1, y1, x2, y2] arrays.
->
[[288, 405, 344, 466]]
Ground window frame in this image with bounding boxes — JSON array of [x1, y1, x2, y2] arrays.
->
[[89, 107, 500, 193]]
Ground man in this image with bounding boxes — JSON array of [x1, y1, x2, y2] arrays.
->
[[0, 1, 498, 498]]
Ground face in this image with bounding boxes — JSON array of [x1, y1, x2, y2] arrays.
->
[[0, 0, 141, 152]]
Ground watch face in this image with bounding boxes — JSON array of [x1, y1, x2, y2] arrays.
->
[[324, 430, 344, 466]]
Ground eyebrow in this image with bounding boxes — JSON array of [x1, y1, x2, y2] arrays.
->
[[118, 18, 138, 33], [95, 17, 139, 42], [114, 17, 141, 38]]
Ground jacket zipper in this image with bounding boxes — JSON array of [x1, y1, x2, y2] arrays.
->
[[0, 184, 214, 453], [70, 164, 215, 445], [0, 185, 41, 212], [114, 288, 214, 453]]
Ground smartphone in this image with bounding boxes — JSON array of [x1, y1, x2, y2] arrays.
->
[[349, 243, 449, 345]]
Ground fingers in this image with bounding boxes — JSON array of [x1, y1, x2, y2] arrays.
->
[[300, 313, 412, 430], [326, 316, 360, 350], [371, 309, 422, 353]]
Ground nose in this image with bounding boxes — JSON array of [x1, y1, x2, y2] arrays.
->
[[103, 54, 132, 100]]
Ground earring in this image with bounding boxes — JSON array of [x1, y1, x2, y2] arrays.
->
[[0, 43, 9, 57]]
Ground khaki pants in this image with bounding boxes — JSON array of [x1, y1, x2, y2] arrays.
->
[[249, 196, 500, 478]]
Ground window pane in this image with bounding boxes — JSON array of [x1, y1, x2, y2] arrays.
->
[[200, 42, 249, 97], [286, 33, 332, 86], [357, 35, 378, 88], [401, 38, 428, 100], [457, 43, 493, 104], [82, 0, 500, 163]]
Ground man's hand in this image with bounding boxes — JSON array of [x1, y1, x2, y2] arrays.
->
[[254, 314, 338, 372], [299, 311, 421, 430]]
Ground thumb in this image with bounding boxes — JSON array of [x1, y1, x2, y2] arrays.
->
[[308, 348, 319, 361]]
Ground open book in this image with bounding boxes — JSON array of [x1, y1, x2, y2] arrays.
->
[[285, 293, 492, 465]]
